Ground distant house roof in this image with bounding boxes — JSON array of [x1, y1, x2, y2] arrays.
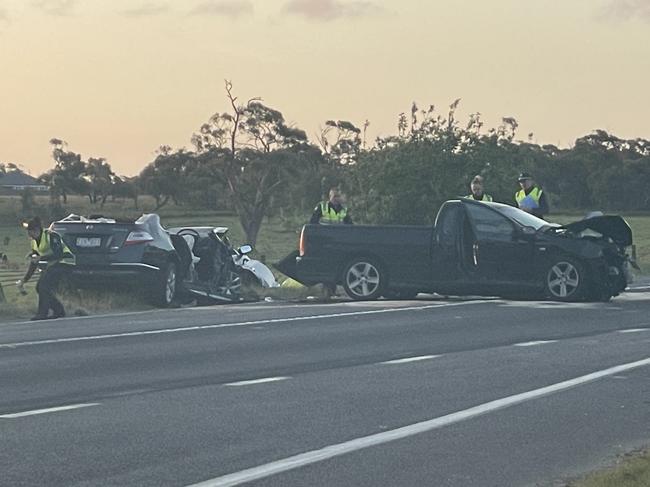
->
[[0, 170, 46, 187]]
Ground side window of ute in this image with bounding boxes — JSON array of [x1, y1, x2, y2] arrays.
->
[[465, 204, 515, 242], [435, 205, 461, 245]]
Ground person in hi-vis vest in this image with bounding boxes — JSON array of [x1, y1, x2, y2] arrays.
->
[[515, 172, 549, 219], [17, 217, 75, 321], [465, 175, 493, 202], [309, 187, 352, 297], [310, 187, 353, 225]]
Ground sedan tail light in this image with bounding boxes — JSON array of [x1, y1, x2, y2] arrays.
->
[[124, 231, 154, 246]]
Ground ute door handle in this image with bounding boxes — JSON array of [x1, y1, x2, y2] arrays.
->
[[473, 242, 479, 266]]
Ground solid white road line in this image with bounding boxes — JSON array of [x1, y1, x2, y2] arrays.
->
[[618, 328, 649, 334], [0, 403, 99, 419], [186, 357, 650, 487], [381, 355, 440, 365], [224, 377, 290, 387], [0, 301, 492, 350], [513, 340, 558, 347]]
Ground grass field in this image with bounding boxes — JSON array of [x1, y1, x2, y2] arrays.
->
[[568, 450, 650, 487], [0, 195, 305, 320], [1, 195, 649, 321]]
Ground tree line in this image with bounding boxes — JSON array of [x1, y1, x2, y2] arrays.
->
[[26, 82, 650, 245]]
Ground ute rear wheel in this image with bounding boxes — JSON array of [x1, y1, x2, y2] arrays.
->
[[342, 258, 385, 301], [543, 258, 586, 302]]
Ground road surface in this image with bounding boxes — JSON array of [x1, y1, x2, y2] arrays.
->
[[1, 292, 649, 486]]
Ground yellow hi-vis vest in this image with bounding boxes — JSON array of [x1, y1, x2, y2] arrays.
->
[[319, 202, 348, 224], [516, 187, 542, 210], [465, 193, 493, 202], [31, 230, 75, 267]]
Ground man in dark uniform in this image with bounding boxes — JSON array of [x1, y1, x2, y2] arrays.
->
[[515, 172, 549, 219], [16, 217, 74, 321]]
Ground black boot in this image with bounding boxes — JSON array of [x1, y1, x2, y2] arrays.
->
[[50, 298, 66, 319]]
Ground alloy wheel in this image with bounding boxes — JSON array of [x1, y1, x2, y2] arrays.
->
[[547, 261, 580, 299], [346, 262, 380, 298]]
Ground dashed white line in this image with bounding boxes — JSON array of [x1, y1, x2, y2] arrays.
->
[[186, 357, 650, 487], [0, 301, 492, 350], [381, 355, 440, 365], [0, 403, 100, 419], [513, 340, 558, 347], [618, 328, 649, 334], [224, 377, 290, 387]]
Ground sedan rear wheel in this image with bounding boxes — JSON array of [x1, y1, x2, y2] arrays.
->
[[153, 262, 177, 307], [544, 259, 585, 301], [342, 258, 384, 301]]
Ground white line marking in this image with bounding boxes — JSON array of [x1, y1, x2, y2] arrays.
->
[[381, 355, 440, 365], [186, 357, 650, 487], [0, 301, 492, 350], [618, 329, 649, 334], [513, 340, 558, 347], [0, 403, 99, 419], [224, 377, 290, 387]]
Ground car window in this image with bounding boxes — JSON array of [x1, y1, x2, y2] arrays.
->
[[465, 204, 515, 242], [435, 204, 461, 245], [493, 205, 549, 230]]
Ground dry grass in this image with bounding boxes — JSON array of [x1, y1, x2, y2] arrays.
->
[[567, 449, 650, 487]]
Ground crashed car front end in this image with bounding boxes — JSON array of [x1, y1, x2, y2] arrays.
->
[[561, 215, 635, 299]]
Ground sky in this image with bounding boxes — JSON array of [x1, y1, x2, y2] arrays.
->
[[0, 0, 649, 176]]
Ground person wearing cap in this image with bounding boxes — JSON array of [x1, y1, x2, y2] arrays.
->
[[16, 217, 75, 321], [465, 175, 493, 202], [515, 172, 549, 218]]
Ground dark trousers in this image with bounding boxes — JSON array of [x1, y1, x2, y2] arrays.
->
[[35, 264, 66, 318]]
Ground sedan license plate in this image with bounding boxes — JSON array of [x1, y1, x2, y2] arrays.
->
[[76, 237, 101, 248]]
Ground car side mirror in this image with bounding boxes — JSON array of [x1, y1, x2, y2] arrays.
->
[[239, 244, 253, 255], [520, 226, 536, 238]]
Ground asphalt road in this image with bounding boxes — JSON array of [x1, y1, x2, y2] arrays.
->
[[1, 291, 649, 487]]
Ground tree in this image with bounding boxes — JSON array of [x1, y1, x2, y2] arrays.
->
[[191, 80, 311, 245], [84, 157, 115, 206], [45, 139, 88, 203], [138, 148, 194, 210], [317, 120, 362, 166], [111, 176, 140, 209]]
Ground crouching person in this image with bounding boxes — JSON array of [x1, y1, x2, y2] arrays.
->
[[17, 217, 75, 321]]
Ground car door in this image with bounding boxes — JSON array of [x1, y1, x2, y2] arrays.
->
[[464, 203, 534, 284], [431, 202, 464, 285]]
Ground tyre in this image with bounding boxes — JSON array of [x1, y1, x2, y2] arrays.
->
[[342, 257, 385, 301], [543, 258, 586, 302], [153, 262, 177, 307], [222, 268, 242, 302]]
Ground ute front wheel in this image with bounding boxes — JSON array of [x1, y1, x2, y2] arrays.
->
[[543, 258, 586, 302]]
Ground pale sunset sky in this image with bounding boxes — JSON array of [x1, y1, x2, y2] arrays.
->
[[1, 0, 649, 176]]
